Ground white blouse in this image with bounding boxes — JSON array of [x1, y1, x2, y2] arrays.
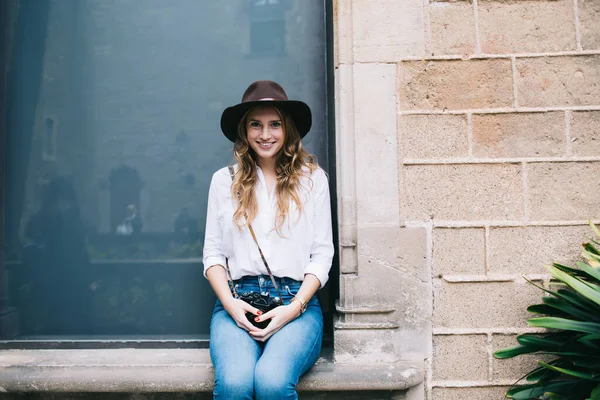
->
[[202, 165, 334, 288]]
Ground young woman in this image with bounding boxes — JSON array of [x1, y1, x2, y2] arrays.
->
[[203, 80, 334, 399]]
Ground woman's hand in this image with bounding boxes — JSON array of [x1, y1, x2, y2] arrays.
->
[[248, 302, 302, 342], [222, 297, 262, 332]]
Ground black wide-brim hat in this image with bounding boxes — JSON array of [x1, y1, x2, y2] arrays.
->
[[220, 80, 312, 142]]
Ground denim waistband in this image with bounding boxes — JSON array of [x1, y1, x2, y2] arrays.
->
[[232, 275, 301, 288]]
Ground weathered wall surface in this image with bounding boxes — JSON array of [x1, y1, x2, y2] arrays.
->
[[335, 0, 600, 398]]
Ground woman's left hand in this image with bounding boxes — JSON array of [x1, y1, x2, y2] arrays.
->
[[248, 302, 302, 342]]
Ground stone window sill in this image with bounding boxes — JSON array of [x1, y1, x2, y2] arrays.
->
[[0, 348, 423, 392]]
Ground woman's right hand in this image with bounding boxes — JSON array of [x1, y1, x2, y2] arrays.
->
[[222, 297, 262, 332]]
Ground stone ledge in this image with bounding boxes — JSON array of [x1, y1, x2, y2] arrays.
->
[[0, 349, 424, 393]]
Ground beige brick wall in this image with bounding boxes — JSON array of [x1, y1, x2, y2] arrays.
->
[[406, 0, 600, 397], [336, 0, 600, 398]]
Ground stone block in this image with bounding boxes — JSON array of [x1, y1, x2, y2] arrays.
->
[[479, 0, 576, 53], [334, 0, 353, 66], [527, 162, 600, 220], [492, 334, 554, 381], [472, 112, 565, 158], [580, 0, 600, 50], [334, 329, 400, 363], [352, 0, 425, 61], [354, 251, 431, 336], [433, 334, 488, 381], [433, 228, 486, 276], [357, 226, 428, 280], [398, 114, 469, 159], [517, 56, 600, 107], [402, 164, 524, 221], [571, 111, 600, 156], [488, 225, 590, 275], [397, 59, 513, 110], [430, 2, 476, 56], [432, 387, 510, 400], [354, 63, 399, 226], [433, 280, 541, 328]]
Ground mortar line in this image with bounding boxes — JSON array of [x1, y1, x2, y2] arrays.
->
[[574, 0, 583, 51], [441, 273, 550, 283], [426, 218, 435, 399], [417, 219, 600, 228], [425, 357, 433, 400], [398, 105, 600, 115], [397, 49, 600, 61], [423, 0, 432, 55], [484, 225, 490, 275], [467, 112, 474, 158], [432, 380, 532, 388], [433, 327, 546, 335], [522, 162, 529, 224], [511, 56, 519, 108], [565, 110, 573, 156], [402, 156, 600, 165], [473, 0, 482, 55], [487, 333, 494, 382]]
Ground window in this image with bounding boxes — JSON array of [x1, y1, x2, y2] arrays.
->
[[1, 0, 334, 345]]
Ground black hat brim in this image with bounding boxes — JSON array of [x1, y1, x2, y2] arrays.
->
[[220, 100, 312, 142]]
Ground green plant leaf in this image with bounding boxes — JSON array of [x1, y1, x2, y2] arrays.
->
[[590, 221, 600, 239], [506, 381, 579, 399], [538, 360, 600, 381], [579, 334, 600, 349], [555, 262, 596, 280], [584, 242, 600, 257], [528, 317, 600, 334], [527, 303, 568, 316], [546, 265, 600, 307], [525, 365, 560, 382], [516, 333, 564, 347], [558, 289, 600, 316], [494, 344, 539, 359], [542, 295, 598, 321], [523, 278, 600, 316], [581, 263, 600, 282], [590, 384, 600, 400]]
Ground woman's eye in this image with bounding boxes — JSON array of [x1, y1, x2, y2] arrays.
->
[[271, 121, 282, 128], [249, 121, 261, 128]]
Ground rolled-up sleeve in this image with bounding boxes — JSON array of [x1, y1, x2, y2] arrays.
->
[[304, 169, 334, 288], [202, 174, 227, 277]]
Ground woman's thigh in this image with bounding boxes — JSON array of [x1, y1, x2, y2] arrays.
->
[[254, 300, 323, 393], [210, 302, 262, 399]]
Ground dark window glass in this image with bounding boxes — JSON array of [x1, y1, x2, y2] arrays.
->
[[2, 0, 330, 342]]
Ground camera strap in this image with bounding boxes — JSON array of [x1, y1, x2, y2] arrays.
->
[[225, 165, 283, 300]]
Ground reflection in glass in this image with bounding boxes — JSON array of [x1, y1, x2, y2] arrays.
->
[[4, 0, 327, 339]]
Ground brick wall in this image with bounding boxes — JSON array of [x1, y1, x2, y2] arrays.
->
[[410, 0, 600, 398], [337, 0, 600, 398]]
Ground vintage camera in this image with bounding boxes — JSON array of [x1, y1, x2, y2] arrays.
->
[[239, 291, 283, 329]]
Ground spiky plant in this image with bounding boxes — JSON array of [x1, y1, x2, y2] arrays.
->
[[493, 222, 600, 400]]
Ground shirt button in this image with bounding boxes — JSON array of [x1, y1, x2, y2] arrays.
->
[[259, 277, 265, 284]]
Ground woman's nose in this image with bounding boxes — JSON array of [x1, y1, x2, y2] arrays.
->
[[260, 127, 271, 139]]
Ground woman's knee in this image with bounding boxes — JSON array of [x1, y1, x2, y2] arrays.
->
[[214, 372, 254, 400], [254, 362, 297, 400]]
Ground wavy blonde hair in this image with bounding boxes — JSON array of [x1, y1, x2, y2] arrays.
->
[[231, 105, 317, 233]]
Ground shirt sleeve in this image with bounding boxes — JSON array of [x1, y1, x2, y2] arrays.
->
[[304, 168, 334, 288], [202, 173, 227, 278]]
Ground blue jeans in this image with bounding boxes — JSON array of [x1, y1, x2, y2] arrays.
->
[[210, 275, 323, 400]]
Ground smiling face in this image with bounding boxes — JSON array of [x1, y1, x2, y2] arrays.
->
[[245, 105, 285, 164]]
